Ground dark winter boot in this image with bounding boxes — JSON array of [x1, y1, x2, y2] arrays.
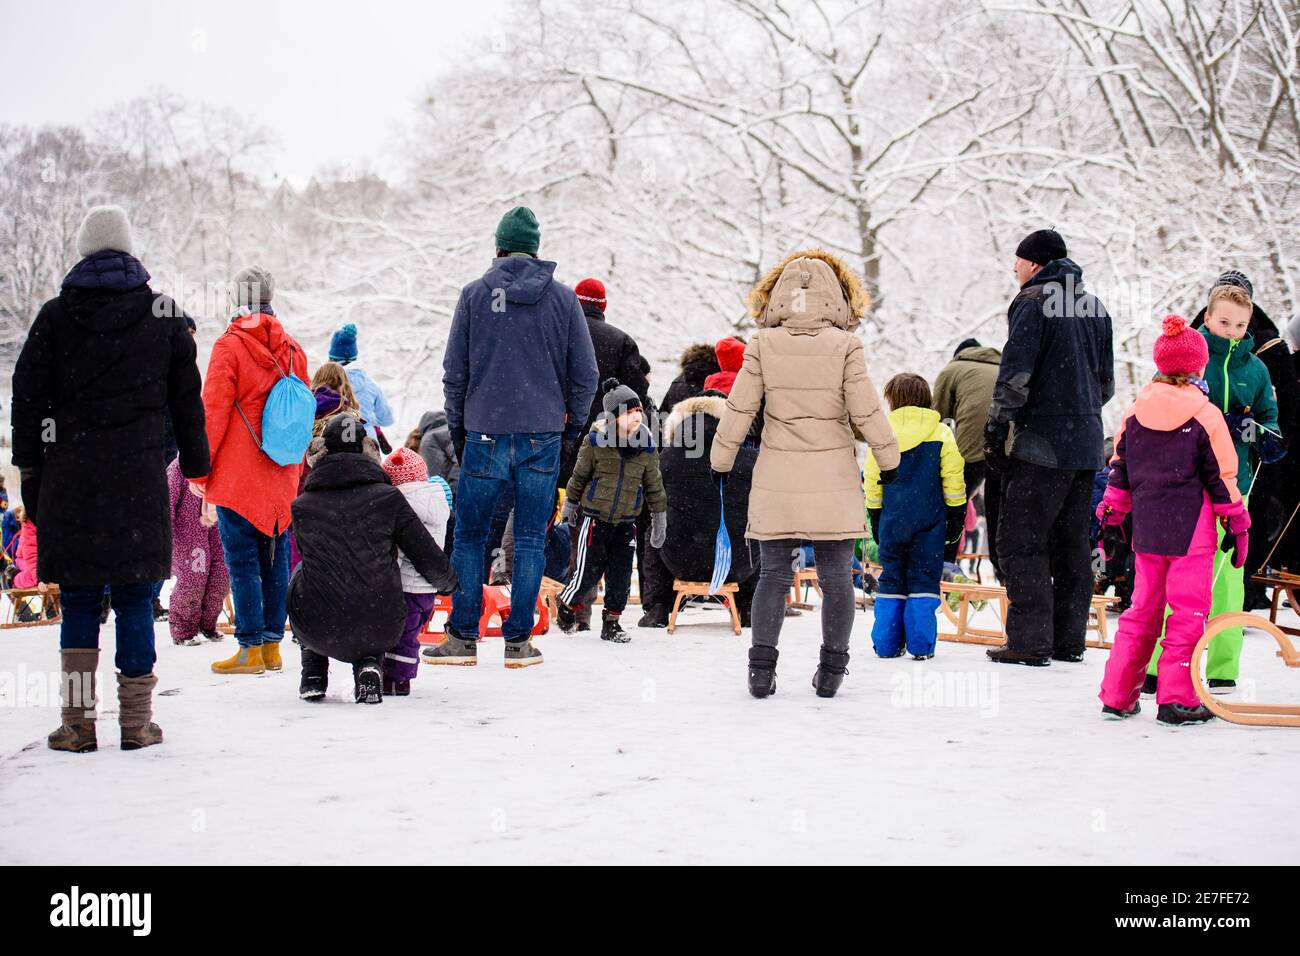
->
[[419, 626, 477, 665], [151, 597, 169, 622], [1102, 701, 1141, 720], [48, 648, 99, 754], [118, 673, 163, 750], [299, 647, 328, 701], [1051, 649, 1085, 663], [556, 602, 577, 634], [637, 606, 669, 628], [600, 613, 630, 643], [986, 646, 1050, 667], [748, 645, 778, 699], [382, 677, 411, 697], [575, 604, 592, 632], [812, 647, 850, 698], [503, 639, 544, 669], [1156, 702, 1215, 726], [1207, 679, 1236, 694], [353, 660, 383, 704], [1140, 674, 1158, 698]]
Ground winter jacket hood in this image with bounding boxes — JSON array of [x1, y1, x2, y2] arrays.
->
[[1128, 380, 1215, 432], [481, 255, 557, 306], [303, 451, 387, 492], [679, 343, 718, 369], [62, 251, 150, 294], [954, 345, 1002, 366], [747, 248, 869, 331], [887, 406, 946, 453], [933, 346, 1001, 463], [418, 409, 448, 433], [662, 394, 728, 445], [228, 311, 297, 370]]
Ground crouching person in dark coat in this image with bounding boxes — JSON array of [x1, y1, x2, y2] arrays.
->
[[639, 394, 759, 627], [288, 416, 457, 704], [12, 205, 210, 754]]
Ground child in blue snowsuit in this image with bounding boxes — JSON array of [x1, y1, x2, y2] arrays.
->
[[865, 374, 966, 659]]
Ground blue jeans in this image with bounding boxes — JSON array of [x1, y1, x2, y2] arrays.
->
[[216, 506, 289, 648], [450, 431, 560, 640], [62, 583, 155, 677]]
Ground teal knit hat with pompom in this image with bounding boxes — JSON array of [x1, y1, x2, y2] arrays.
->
[[329, 323, 359, 364]]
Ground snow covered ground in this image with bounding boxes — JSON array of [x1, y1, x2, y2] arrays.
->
[[2, 598, 1299, 865]]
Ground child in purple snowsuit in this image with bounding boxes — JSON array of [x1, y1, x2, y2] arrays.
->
[[167, 457, 229, 645], [380, 447, 450, 695]]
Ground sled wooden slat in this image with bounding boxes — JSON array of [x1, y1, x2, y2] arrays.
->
[[218, 592, 291, 635], [667, 580, 740, 635], [539, 576, 565, 621], [1190, 612, 1300, 727], [1253, 572, 1300, 640], [790, 568, 821, 610], [0, 585, 61, 628]]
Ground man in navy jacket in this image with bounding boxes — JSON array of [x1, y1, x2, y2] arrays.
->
[[984, 229, 1114, 666], [426, 206, 598, 669]]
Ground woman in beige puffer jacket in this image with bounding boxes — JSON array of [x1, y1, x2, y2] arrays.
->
[[711, 249, 899, 699]]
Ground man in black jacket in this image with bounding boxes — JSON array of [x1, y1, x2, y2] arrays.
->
[[984, 229, 1114, 666]]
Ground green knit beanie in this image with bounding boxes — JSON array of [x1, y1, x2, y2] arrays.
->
[[494, 206, 541, 255]]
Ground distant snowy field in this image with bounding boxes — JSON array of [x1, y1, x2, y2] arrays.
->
[[2, 598, 1299, 865]]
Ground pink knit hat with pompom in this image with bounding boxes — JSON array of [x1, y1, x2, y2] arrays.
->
[[1153, 313, 1208, 376], [382, 446, 429, 486]]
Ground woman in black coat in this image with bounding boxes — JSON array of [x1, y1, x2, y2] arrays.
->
[[11, 205, 209, 754], [639, 394, 759, 627], [288, 415, 457, 703]]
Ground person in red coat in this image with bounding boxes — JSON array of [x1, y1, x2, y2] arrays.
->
[[190, 267, 308, 676], [702, 337, 746, 395]]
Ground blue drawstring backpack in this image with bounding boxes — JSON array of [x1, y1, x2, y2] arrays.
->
[[236, 344, 314, 466]]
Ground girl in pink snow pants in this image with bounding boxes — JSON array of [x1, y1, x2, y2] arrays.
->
[[167, 457, 230, 645], [1096, 315, 1249, 727]]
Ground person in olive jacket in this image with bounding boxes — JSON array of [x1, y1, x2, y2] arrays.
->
[[557, 379, 667, 643], [11, 205, 210, 754], [288, 415, 457, 704]]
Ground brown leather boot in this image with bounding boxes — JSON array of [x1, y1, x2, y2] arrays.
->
[[48, 648, 99, 753], [118, 672, 163, 750]]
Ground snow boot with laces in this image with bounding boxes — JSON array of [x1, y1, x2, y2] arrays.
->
[[600, 613, 630, 643], [353, 661, 383, 704], [812, 647, 850, 698]]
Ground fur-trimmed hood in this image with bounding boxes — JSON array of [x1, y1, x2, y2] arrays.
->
[[746, 248, 870, 331], [661, 394, 727, 445], [679, 342, 719, 369]]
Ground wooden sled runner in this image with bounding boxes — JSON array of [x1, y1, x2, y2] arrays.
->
[[1190, 612, 1300, 727], [667, 581, 741, 635], [936, 580, 1117, 649]]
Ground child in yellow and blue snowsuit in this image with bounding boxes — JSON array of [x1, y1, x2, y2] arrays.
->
[[865, 374, 966, 659]]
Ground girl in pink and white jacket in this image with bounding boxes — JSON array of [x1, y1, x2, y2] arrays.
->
[[1096, 315, 1249, 727]]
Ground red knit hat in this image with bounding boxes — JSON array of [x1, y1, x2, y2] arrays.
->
[[575, 278, 606, 312], [382, 446, 428, 486], [1153, 313, 1208, 376]]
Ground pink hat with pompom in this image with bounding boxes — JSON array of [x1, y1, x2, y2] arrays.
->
[[1153, 313, 1208, 376], [382, 446, 429, 486]]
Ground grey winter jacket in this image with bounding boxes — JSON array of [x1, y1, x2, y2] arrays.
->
[[417, 409, 459, 494]]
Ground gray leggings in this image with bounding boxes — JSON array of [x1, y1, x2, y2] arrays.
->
[[751, 539, 857, 652]]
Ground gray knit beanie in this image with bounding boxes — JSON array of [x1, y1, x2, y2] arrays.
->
[[76, 205, 134, 257], [232, 266, 275, 308], [601, 377, 641, 416]]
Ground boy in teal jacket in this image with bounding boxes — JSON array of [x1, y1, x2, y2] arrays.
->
[[1148, 282, 1283, 693]]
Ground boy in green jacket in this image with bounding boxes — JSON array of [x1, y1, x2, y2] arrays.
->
[[1147, 282, 1283, 694], [558, 379, 667, 643]]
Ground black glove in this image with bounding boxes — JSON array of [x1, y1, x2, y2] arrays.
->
[[868, 508, 881, 543], [1101, 523, 1127, 563], [1224, 413, 1254, 443], [983, 421, 1010, 473], [19, 468, 42, 524], [450, 427, 467, 465], [944, 504, 965, 563], [878, 467, 898, 486], [1260, 430, 1287, 464]]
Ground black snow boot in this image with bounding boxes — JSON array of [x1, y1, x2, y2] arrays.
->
[[748, 646, 778, 698], [151, 598, 169, 622], [986, 646, 1050, 667], [556, 602, 577, 634], [637, 606, 669, 629], [382, 677, 411, 697], [600, 613, 630, 643], [299, 647, 328, 702], [353, 660, 383, 704], [1102, 701, 1141, 720], [1156, 702, 1215, 726], [812, 647, 850, 698], [1141, 673, 1158, 698]]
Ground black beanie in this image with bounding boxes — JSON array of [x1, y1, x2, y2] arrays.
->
[[323, 414, 366, 454], [1015, 229, 1068, 266], [1215, 269, 1253, 298], [954, 338, 981, 356]]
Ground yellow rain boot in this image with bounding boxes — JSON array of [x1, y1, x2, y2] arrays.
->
[[261, 642, 283, 672], [211, 645, 266, 675]]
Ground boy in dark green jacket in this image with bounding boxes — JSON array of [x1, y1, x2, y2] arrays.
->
[[558, 379, 667, 642], [1148, 281, 1283, 693]]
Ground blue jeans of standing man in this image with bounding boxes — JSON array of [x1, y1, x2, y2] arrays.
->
[[216, 506, 289, 648], [450, 431, 560, 641], [62, 583, 155, 677]]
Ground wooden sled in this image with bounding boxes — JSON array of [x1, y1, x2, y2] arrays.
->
[[790, 568, 821, 610], [217, 592, 292, 635], [1252, 571, 1300, 640], [667, 580, 741, 635], [1190, 612, 1300, 727], [937, 580, 1116, 650], [0, 585, 61, 628]]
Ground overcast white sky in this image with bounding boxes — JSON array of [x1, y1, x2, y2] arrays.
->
[[0, 0, 509, 184]]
